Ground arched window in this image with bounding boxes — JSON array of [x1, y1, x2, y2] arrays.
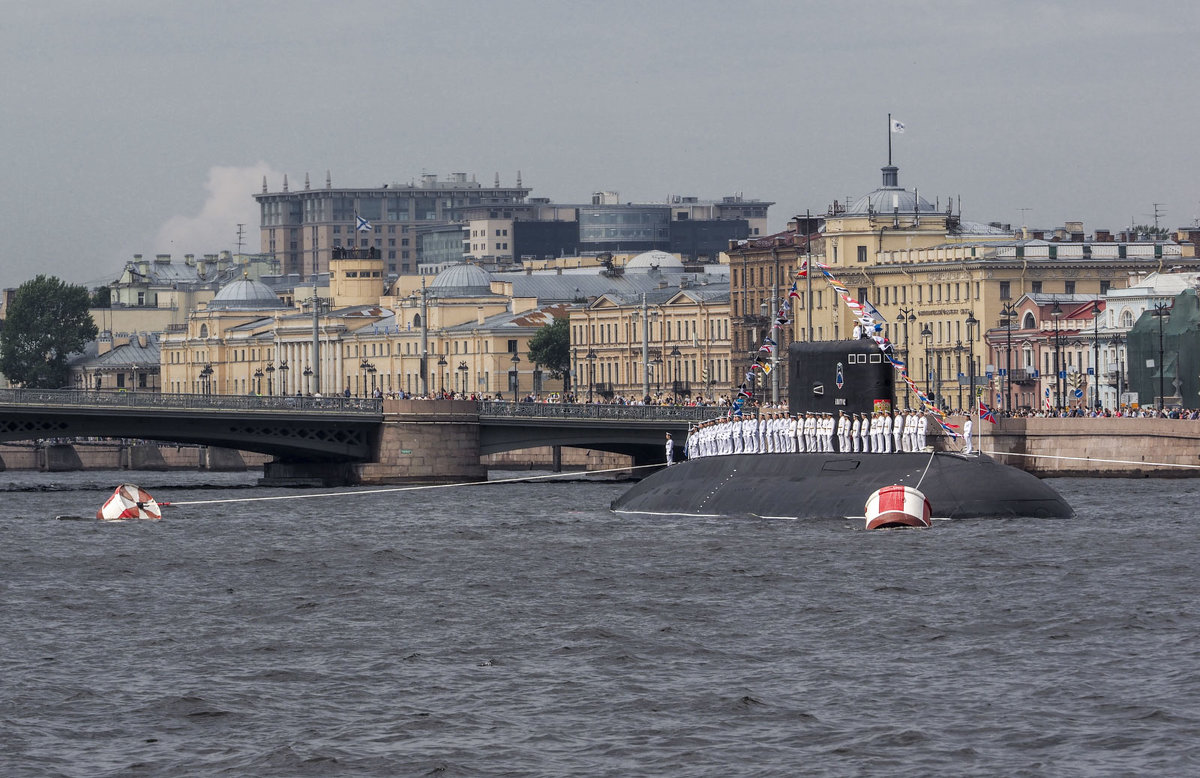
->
[[1120, 309, 1133, 328], [199, 324, 209, 338], [412, 313, 422, 329], [1022, 312, 1036, 330]]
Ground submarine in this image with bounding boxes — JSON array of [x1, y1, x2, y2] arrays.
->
[[611, 339, 1073, 520]]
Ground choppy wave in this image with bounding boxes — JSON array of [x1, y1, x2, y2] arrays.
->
[[2, 475, 1199, 775]]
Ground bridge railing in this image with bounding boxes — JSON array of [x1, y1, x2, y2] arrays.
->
[[478, 400, 721, 423], [0, 388, 382, 415]]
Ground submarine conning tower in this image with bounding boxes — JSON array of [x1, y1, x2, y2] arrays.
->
[[788, 339, 896, 416]]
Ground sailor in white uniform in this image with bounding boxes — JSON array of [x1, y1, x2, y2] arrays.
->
[[823, 413, 836, 453], [803, 413, 817, 452], [963, 417, 973, 455], [916, 413, 929, 450], [665, 432, 675, 465], [836, 411, 849, 452], [861, 412, 872, 453], [892, 411, 904, 453]]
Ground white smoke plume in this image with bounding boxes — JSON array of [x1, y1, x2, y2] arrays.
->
[[153, 162, 280, 254]]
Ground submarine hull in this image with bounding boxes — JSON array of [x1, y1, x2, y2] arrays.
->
[[611, 452, 1073, 520]]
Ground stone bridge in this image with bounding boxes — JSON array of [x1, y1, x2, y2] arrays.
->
[[0, 390, 720, 485]]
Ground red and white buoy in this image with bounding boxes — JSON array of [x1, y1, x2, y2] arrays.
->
[[97, 484, 163, 521], [865, 485, 932, 530]]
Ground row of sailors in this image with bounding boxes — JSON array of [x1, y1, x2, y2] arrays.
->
[[685, 410, 930, 459]]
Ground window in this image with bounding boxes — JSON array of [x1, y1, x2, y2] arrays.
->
[[1100, 280, 1110, 295], [1065, 281, 1075, 294], [1032, 281, 1042, 294], [857, 245, 867, 263], [1000, 281, 1011, 300]]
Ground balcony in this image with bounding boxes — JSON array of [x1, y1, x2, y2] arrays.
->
[[1009, 368, 1035, 384]]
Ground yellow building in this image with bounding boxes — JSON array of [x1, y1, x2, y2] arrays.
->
[[730, 164, 1200, 410], [570, 275, 731, 401], [160, 258, 567, 399]]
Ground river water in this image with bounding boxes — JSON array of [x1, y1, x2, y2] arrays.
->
[[2, 470, 1198, 776]]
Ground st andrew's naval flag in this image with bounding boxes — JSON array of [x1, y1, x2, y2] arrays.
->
[[356, 214, 372, 232], [890, 118, 905, 134]]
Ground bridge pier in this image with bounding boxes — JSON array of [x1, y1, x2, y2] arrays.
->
[[352, 399, 484, 485], [40, 443, 83, 472]]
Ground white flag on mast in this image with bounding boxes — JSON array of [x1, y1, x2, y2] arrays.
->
[[890, 118, 906, 134]]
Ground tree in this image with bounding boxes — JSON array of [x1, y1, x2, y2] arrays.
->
[[0, 275, 98, 388], [526, 317, 571, 392], [90, 285, 111, 307]]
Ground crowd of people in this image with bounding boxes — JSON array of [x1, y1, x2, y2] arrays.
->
[[684, 409, 932, 459]]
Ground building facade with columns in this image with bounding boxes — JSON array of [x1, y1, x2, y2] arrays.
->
[[569, 277, 731, 402], [161, 258, 569, 399], [729, 162, 1200, 411]]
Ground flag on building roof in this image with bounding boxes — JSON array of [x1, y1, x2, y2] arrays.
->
[[356, 214, 372, 232], [890, 118, 905, 134]]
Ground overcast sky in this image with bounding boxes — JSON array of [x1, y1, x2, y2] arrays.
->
[[2, 1, 1197, 290]]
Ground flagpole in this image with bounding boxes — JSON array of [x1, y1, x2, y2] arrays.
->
[[770, 246, 779, 403], [805, 209, 813, 342], [887, 113, 893, 166], [969, 384, 979, 453]]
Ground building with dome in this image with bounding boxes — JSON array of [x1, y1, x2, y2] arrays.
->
[[205, 277, 288, 311], [160, 259, 574, 399], [623, 250, 685, 273], [728, 161, 1200, 411]]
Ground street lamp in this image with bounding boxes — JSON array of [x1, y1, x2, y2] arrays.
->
[[457, 360, 468, 395], [966, 312, 979, 413], [359, 358, 373, 397], [1152, 301, 1171, 411], [200, 363, 213, 396], [436, 354, 448, 396], [303, 365, 313, 395], [669, 344, 682, 398], [920, 324, 933, 398], [1000, 302, 1018, 412], [1050, 299, 1063, 412], [1090, 300, 1101, 410], [510, 352, 521, 402], [585, 349, 597, 402], [265, 361, 275, 396], [253, 367, 264, 396], [652, 355, 663, 392], [278, 359, 289, 395], [953, 340, 965, 412], [1109, 334, 1125, 411], [897, 308, 915, 408]]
